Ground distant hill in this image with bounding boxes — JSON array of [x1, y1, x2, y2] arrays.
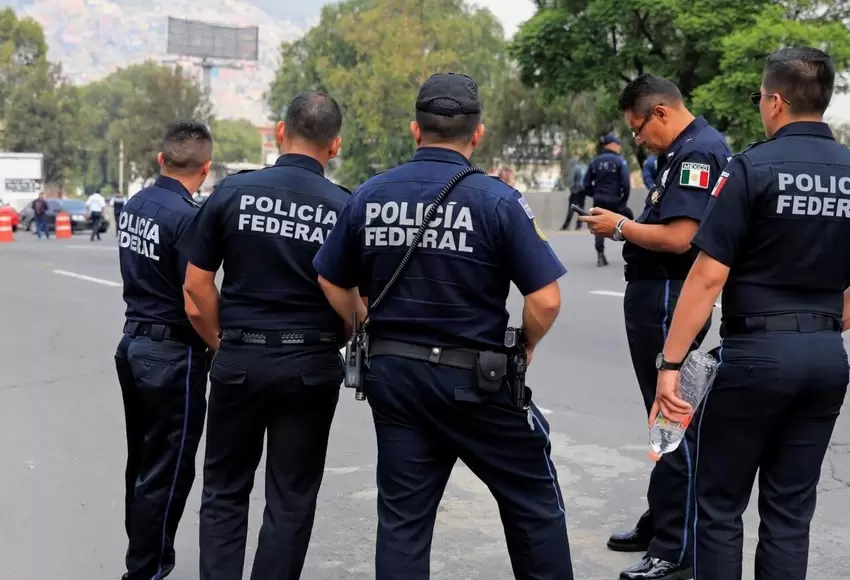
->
[[2, 0, 308, 125]]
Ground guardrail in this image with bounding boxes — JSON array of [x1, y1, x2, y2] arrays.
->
[[522, 189, 649, 230]]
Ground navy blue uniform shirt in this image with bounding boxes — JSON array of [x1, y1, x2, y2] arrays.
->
[[119, 175, 199, 328], [583, 150, 630, 206], [623, 116, 732, 276], [692, 121, 850, 318], [175, 154, 350, 331], [313, 147, 567, 351]]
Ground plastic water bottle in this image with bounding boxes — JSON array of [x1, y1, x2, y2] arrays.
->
[[648, 350, 718, 461]]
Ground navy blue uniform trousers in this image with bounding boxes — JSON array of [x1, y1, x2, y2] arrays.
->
[[693, 328, 848, 580], [114, 334, 209, 580], [364, 355, 575, 580], [624, 279, 710, 565], [198, 342, 343, 580]]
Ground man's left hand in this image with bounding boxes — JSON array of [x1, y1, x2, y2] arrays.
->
[[578, 207, 625, 238], [649, 369, 693, 426]]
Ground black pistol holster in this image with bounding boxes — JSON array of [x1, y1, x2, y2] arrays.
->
[[343, 165, 487, 400], [505, 326, 529, 409]]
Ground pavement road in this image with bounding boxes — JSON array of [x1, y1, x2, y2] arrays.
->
[[2, 229, 849, 580]]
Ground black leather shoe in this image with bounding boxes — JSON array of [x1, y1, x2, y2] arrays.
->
[[597, 253, 609, 267], [619, 556, 693, 580], [606, 526, 651, 552]]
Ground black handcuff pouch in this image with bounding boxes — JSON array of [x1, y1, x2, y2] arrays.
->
[[476, 351, 508, 393]]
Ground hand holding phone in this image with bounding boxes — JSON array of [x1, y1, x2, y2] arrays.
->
[[571, 204, 591, 217]]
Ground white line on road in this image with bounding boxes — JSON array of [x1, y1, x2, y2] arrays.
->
[[589, 290, 625, 297], [538, 407, 553, 415], [52, 269, 121, 287], [590, 289, 722, 309]]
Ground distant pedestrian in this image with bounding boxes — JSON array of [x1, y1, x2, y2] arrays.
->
[[112, 194, 126, 237], [86, 192, 106, 241], [32, 192, 49, 239]]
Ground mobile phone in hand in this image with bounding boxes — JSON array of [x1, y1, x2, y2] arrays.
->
[[570, 204, 591, 217]]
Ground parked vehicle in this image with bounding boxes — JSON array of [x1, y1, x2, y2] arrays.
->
[[19, 198, 110, 234]]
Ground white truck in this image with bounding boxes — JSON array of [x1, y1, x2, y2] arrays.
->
[[0, 152, 44, 211]]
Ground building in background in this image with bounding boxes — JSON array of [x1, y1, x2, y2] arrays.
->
[[259, 126, 277, 166]]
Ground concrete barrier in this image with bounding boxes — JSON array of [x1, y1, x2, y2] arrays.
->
[[523, 189, 649, 230]]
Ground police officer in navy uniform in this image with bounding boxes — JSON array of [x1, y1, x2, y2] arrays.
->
[[654, 47, 850, 580], [313, 72, 574, 580], [177, 91, 349, 580], [580, 74, 731, 580], [114, 121, 219, 580], [584, 133, 631, 266]]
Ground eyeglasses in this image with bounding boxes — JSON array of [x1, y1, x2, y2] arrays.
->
[[631, 106, 661, 139], [750, 91, 792, 107]]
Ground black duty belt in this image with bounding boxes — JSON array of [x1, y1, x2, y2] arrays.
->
[[721, 313, 841, 336], [124, 321, 203, 345], [625, 263, 690, 282], [221, 328, 340, 347], [369, 339, 478, 370]]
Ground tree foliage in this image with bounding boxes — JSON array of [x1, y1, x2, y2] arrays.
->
[[211, 118, 262, 164], [512, 0, 850, 147], [79, 62, 212, 190], [0, 9, 83, 186], [266, 0, 511, 187]]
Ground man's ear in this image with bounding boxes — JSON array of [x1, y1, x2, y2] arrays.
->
[[410, 120, 421, 145], [471, 123, 485, 147], [157, 152, 165, 168], [328, 136, 342, 160], [276, 121, 285, 146]]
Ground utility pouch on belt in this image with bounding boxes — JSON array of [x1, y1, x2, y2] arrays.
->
[[476, 351, 508, 393]]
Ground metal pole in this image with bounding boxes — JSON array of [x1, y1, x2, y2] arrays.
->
[[119, 140, 124, 195]]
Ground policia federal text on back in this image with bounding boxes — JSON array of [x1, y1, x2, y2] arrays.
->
[[176, 93, 350, 580], [314, 73, 575, 580]]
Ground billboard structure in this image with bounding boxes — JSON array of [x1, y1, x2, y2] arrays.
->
[[165, 17, 259, 92]]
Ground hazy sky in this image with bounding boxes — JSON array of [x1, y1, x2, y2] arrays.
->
[[468, 0, 536, 37]]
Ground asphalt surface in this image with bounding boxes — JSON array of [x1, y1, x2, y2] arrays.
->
[[2, 228, 849, 580]]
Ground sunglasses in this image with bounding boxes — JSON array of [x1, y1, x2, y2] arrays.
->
[[749, 92, 792, 107]]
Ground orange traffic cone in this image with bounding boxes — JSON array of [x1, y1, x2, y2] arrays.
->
[[0, 214, 13, 242], [55, 211, 72, 239]]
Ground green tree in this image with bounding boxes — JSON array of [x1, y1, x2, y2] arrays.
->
[[80, 61, 212, 190], [3, 62, 82, 185], [0, 10, 82, 186], [266, 0, 510, 187], [210, 118, 261, 164], [511, 0, 850, 148]]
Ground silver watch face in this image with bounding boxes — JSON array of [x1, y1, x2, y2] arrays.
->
[[655, 353, 663, 369]]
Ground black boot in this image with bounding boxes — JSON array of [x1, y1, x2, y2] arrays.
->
[[597, 252, 608, 267], [619, 556, 693, 580]]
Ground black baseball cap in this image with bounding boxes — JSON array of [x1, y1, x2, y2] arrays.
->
[[415, 73, 482, 117]]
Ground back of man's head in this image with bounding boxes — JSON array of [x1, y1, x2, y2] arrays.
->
[[160, 120, 213, 176], [283, 91, 343, 145], [618, 74, 684, 116], [414, 73, 483, 145], [763, 46, 834, 117]]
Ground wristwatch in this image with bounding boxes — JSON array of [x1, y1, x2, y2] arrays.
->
[[655, 353, 682, 371], [612, 218, 628, 241]]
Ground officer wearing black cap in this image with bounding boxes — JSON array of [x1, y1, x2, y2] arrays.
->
[[583, 133, 630, 266], [580, 75, 731, 580], [655, 46, 850, 580], [177, 91, 349, 580], [313, 72, 575, 580], [114, 120, 218, 580]]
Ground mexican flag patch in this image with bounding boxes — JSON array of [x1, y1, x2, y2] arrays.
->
[[679, 163, 711, 189]]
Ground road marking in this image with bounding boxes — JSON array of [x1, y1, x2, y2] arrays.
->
[[52, 269, 121, 287], [538, 407, 553, 415], [589, 290, 625, 297], [590, 289, 722, 308]]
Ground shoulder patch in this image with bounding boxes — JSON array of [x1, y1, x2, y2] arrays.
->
[[679, 162, 711, 189], [517, 196, 535, 219], [711, 171, 729, 197], [533, 218, 547, 241]]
